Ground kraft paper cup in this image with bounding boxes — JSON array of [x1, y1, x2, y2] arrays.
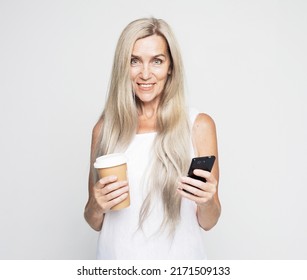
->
[[94, 153, 130, 210]]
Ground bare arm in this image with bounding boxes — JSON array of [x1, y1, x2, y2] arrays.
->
[[84, 119, 129, 231], [177, 113, 221, 230], [84, 119, 105, 231]]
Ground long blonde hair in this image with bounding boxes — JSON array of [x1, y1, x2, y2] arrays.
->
[[96, 18, 191, 234]]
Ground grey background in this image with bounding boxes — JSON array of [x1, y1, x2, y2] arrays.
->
[[0, 0, 306, 259]]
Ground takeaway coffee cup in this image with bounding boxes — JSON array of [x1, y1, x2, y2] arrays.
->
[[94, 153, 130, 210]]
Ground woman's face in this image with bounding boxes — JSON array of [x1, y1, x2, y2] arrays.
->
[[130, 34, 171, 107]]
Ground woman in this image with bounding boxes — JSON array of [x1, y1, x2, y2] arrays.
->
[[84, 18, 221, 259]]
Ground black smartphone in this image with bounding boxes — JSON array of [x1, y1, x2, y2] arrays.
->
[[187, 156, 216, 183]]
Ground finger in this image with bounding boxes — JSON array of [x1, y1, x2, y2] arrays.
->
[[105, 185, 129, 201], [177, 187, 206, 202], [94, 175, 118, 190], [102, 180, 128, 195], [180, 176, 205, 190], [106, 193, 129, 209], [193, 169, 217, 185], [99, 175, 118, 186], [177, 187, 197, 200], [177, 188, 212, 205], [178, 183, 204, 197]]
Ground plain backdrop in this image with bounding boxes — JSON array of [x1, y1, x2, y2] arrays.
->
[[0, 0, 306, 259]]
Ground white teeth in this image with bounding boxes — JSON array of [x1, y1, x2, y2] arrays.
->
[[139, 84, 154, 88]]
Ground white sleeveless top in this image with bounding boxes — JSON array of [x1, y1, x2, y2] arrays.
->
[[96, 108, 207, 259]]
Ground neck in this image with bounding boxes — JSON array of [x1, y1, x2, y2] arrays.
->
[[138, 102, 159, 120], [137, 102, 159, 133]]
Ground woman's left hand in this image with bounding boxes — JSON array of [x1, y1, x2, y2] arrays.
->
[[177, 169, 218, 207]]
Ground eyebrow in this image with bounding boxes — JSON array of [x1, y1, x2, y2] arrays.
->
[[131, 54, 166, 58]]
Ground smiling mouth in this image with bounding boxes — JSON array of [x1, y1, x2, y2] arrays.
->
[[137, 83, 155, 89]]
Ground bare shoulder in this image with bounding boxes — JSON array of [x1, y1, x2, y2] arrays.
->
[[193, 113, 216, 136], [90, 117, 104, 162], [192, 113, 218, 158], [92, 117, 104, 140]]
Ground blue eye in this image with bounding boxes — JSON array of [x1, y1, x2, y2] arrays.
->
[[130, 58, 139, 65], [153, 58, 162, 65]]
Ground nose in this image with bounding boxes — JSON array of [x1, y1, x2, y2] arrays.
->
[[140, 64, 151, 80]]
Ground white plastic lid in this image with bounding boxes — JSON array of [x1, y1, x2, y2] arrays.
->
[[94, 153, 127, 169]]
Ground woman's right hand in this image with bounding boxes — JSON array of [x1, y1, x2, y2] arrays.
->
[[92, 175, 129, 214]]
